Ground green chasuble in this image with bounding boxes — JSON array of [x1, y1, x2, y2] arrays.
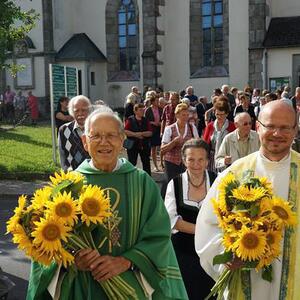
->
[[26, 158, 188, 300]]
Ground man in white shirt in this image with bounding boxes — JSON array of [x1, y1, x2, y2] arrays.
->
[[195, 101, 300, 300], [215, 112, 260, 171]]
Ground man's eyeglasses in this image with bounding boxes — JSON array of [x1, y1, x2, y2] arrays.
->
[[87, 133, 120, 142], [257, 119, 296, 134], [242, 121, 252, 126]]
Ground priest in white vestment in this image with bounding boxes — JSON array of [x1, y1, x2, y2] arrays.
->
[[195, 100, 300, 300]]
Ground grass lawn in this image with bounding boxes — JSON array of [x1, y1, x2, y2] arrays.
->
[[0, 124, 60, 180]]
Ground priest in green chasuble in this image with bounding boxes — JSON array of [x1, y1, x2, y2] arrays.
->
[[26, 106, 188, 300]]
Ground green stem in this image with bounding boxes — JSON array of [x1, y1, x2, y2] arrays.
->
[[100, 281, 115, 299], [88, 231, 97, 250], [69, 233, 90, 248]]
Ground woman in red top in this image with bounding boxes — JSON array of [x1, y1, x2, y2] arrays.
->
[[203, 98, 235, 172], [27, 91, 39, 125]]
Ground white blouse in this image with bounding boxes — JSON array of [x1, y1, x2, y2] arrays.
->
[[164, 170, 212, 231]]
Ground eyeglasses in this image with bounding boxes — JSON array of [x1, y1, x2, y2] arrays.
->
[[242, 121, 252, 126], [215, 112, 226, 116], [257, 119, 296, 134], [87, 132, 120, 142]]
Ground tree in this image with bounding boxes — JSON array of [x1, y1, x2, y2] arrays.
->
[[0, 0, 39, 75]]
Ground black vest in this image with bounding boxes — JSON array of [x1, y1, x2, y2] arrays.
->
[[127, 116, 151, 149], [171, 171, 216, 254]]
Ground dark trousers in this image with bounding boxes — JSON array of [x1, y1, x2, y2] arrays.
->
[[161, 160, 185, 199], [127, 146, 151, 176]]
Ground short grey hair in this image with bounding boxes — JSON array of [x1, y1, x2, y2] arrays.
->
[[234, 112, 251, 123], [84, 105, 124, 136], [68, 95, 91, 117]]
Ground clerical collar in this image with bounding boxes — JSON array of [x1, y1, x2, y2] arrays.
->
[[89, 158, 123, 172]]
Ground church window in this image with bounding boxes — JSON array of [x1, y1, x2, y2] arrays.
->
[[118, 0, 138, 71], [202, 0, 223, 66]]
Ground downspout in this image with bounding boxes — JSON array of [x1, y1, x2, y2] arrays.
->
[[262, 48, 268, 90]]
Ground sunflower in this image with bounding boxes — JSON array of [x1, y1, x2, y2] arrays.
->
[[12, 225, 33, 252], [31, 246, 53, 266], [257, 177, 273, 195], [271, 197, 297, 226], [233, 227, 267, 261], [32, 217, 71, 254], [50, 170, 84, 187], [46, 191, 78, 226], [222, 233, 236, 251], [255, 252, 276, 270], [222, 213, 251, 233], [54, 248, 75, 268], [30, 186, 52, 210], [265, 229, 282, 255], [218, 172, 238, 199], [231, 185, 267, 202], [15, 195, 28, 215], [78, 185, 111, 226]]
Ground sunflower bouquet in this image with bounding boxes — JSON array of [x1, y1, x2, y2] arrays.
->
[[206, 171, 297, 300], [7, 170, 138, 300]]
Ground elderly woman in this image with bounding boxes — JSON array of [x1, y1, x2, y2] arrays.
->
[[164, 138, 216, 300], [161, 103, 199, 186], [27, 107, 188, 300], [203, 99, 235, 172]]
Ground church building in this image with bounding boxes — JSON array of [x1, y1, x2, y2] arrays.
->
[[3, 0, 300, 115]]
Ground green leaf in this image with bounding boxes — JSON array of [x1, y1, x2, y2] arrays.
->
[[250, 204, 260, 217], [51, 179, 73, 198], [213, 251, 233, 265], [243, 260, 258, 269], [262, 265, 273, 282]]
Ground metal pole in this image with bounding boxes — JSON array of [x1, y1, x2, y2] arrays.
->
[[49, 64, 57, 164]]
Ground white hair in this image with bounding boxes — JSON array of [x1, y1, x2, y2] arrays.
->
[[221, 84, 229, 92], [234, 112, 251, 123], [181, 98, 190, 106], [84, 106, 124, 136], [68, 95, 91, 117]]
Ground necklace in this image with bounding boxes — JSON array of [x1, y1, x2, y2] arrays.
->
[[187, 171, 206, 188]]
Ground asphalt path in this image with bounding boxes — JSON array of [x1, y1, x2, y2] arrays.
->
[[0, 195, 30, 300]]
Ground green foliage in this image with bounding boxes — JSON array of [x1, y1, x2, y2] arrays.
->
[[262, 265, 273, 282], [0, 0, 39, 74], [213, 251, 233, 265], [0, 124, 59, 180]]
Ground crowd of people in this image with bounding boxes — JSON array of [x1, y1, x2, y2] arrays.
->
[[25, 83, 300, 300], [0, 85, 38, 125]]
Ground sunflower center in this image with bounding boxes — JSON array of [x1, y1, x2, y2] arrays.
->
[[273, 206, 288, 220], [42, 224, 60, 241], [55, 203, 72, 217], [241, 232, 259, 249], [82, 198, 100, 216]]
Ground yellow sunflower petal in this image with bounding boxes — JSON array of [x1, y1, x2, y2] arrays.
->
[[50, 170, 84, 187], [232, 185, 267, 202], [30, 186, 52, 210], [233, 227, 267, 261], [32, 217, 71, 255], [78, 185, 112, 226], [270, 197, 297, 226], [46, 191, 78, 226]]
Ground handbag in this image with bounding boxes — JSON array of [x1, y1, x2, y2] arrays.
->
[[123, 138, 134, 150]]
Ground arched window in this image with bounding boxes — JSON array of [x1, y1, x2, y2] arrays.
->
[[202, 0, 223, 66], [190, 0, 228, 78], [118, 0, 138, 71]]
